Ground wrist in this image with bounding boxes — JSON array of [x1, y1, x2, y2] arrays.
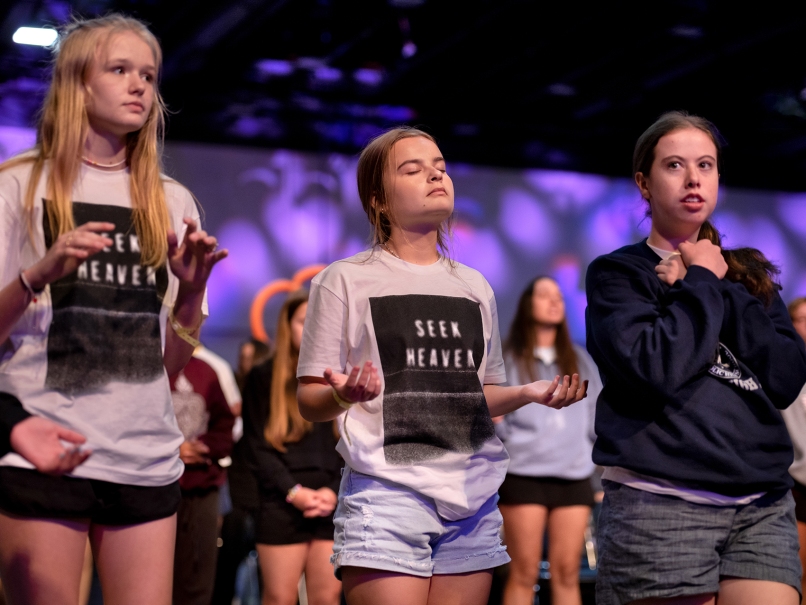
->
[[286, 483, 302, 503], [331, 388, 355, 410]]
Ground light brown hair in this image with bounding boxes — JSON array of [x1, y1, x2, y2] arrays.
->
[[356, 126, 452, 257], [506, 277, 579, 382], [634, 111, 780, 306], [789, 297, 806, 320], [264, 291, 310, 451], [1, 14, 172, 267]]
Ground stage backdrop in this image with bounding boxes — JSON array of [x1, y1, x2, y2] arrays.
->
[[2, 126, 805, 367]]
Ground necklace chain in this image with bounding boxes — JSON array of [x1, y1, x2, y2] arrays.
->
[[381, 242, 400, 259], [82, 156, 127, 169]]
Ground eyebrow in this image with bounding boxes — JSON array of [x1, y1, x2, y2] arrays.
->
[[105, 56, 157, 72], [659, 154, 716, 162], [396, 156, 445, 170]]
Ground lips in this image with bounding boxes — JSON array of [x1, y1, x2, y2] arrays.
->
[[125, 102, 145, 111], [428, 187, 447, 196], [680, 194, 704, 204]]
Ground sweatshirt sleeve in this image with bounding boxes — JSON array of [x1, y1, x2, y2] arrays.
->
[[586, 254, 726, 397], [199, 378, 235, 460], [716, 283, 806, 408], [241, 362, 298, 496], [0, 392, 31, 457]]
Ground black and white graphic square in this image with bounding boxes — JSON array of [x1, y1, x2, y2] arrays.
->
[[44, 202, 168, 394], [370, 294, 495, 465]]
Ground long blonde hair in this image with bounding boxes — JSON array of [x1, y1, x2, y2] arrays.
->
[[264, 291, 312, 452], [1, 14, 170, 267]]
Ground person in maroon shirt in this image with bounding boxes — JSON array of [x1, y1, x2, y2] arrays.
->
[[170, 356, 235, 605]]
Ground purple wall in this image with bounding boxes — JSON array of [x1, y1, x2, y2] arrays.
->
[[3, 126, 804, 367]]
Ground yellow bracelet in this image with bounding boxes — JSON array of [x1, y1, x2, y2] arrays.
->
[[168, 307, 202, 349], [331, 388, 355, 410]]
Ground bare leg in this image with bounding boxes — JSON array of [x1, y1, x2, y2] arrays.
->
[[427, 571, 493, 605], [0, 512, 89, 605], [257, 543, 309, 605], [546, 505, 590, 605], [90, 515, 176, 605], [499, 504, 548, 605], [79, 539, 93, 605], [798, 521, 806, 598], [303, 540, 342, 605], [716, 578, 798, 605], [341, 567, 430, 605]]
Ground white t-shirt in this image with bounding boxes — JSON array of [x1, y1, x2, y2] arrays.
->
[[0, 160, 203, 486], [193, 345, 243, 442], [297, 248, 509, 521]]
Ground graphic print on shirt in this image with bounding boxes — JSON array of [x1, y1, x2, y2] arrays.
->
[[44, 201, 168, 394], [708, 342, 760, 392], [369, 294, 494, 465]]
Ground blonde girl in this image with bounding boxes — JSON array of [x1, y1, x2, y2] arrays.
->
[[0, 14, 225, 605]]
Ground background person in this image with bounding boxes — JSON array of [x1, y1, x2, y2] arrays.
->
[[496, 276, 602, 605]]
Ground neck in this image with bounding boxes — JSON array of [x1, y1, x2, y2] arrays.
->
[[84, 125, 128, 170], [534, 325, 557, 348], [386, 227, 441, 265], [647, 226, 700, 252]]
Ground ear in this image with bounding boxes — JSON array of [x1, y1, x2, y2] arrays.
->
[[635, 172, 651, 201]]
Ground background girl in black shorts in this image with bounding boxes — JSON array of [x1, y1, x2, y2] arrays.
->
[[242, 291, 343, 605]]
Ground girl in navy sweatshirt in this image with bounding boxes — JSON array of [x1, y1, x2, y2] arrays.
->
[[585, 111, 806, 605]]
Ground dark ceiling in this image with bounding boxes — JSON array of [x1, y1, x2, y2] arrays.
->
[[2, 0, 806, 191]]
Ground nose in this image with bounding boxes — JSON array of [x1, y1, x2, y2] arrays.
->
[[428, 167, 442, 181], [130, 75, 145, 95], [685, 165, 700, 188]]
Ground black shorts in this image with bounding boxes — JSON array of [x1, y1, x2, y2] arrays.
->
[[498, 474, 595, 509], [256, 496, 335, 545], [792, 479, 806, 523], [0, 467, 180, 525]]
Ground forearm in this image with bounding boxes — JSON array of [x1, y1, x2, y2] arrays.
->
[[0, 393, 31, 456], [0, 273, 38, 344], [298, 380, 345, 422], [163, 285, 205, 376], [484, 384, 531, 417]]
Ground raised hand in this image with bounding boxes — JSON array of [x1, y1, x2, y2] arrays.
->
[[655, 253, 687, 285], [179, 439, 211, 465], [324, 361, 381, 406], [24, 221, 115, 290], [521, 374, 589, 409], [167, 218, 228, 292], [679, 240, 727, 279], [10, 416, 91, 475]]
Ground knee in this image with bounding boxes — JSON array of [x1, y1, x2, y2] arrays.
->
[[507, 561, 539, 588], [549, 557, 581, 588]]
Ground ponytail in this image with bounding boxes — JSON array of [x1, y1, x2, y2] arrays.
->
[[698, 221, 780, 306]]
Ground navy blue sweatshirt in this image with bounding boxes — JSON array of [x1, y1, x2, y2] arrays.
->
[[586, 240, 806, 496]]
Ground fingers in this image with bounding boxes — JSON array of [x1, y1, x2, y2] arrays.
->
[[76, 221, 115, 233], [328, 361, 381, 405], [55, 427, 87, 445]]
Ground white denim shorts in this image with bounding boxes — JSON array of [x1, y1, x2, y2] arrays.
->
[[331, 466, 510, 578]]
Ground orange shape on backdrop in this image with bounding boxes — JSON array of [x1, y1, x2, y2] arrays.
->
[[249, 265, 326, 343]]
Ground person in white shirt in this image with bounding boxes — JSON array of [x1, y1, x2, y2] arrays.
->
[[0, 14, 226, 605], [296, 126, 587, 605]]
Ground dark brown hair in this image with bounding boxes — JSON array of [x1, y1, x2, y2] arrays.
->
[[506, 277, 579, 382], [356, 126, 452, 256], [634, 111, 780, 306]]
